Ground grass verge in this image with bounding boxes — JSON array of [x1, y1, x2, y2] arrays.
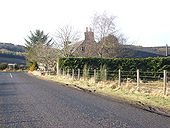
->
[[35, 74, 170, 112]]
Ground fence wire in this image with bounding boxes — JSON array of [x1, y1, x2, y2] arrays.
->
[[46, 68, 170, 95]]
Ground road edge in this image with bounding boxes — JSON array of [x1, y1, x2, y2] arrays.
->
[[27, 72, 170, 118]]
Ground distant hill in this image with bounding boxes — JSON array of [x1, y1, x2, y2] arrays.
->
[[0, 53, 25, 64], [121, 45, 169, 58], [131, 45, 169, 57], [120, 47, 165, 58], [0, 42, 24, 52], [0, 42, 25, 64]]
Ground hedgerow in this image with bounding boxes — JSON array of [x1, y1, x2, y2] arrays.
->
[[58, 57, 170, 72]]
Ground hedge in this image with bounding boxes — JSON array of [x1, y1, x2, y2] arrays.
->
[[58, 57, 170, 72]]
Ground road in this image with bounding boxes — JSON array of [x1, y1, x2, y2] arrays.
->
[[0, 72, 170, 128]]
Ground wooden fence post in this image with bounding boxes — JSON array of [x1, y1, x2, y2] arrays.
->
[[67, 69, 70, 77], [164, 70, 167, 95], [72, 69, 74, 79], [94, 69, 96, 83], [58, 69, 60, 75], [62, 69, 65, 76], [137, 69, 140, 87], [105, 69, 107, 81], [78, 69, 80, 80], [57, 61, 59, 75], [118, 69, 121, 86]]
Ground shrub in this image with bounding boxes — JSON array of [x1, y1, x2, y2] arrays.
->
[[0, 63, 7, 70], [29, 62, 38, 71]]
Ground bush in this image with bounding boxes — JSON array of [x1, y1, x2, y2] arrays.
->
[[0, 63, 7, 70], [29, 62, 38, 71]]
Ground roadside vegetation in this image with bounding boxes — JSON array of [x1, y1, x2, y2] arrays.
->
[[29, 54, 170, 112], [0, 63, 26, 72], [59, 57, 170, 73], [36, 73, 170, 111], [0, 63, 7, 70]]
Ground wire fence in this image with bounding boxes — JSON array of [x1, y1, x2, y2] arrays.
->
[[44, 68, 170, 95]]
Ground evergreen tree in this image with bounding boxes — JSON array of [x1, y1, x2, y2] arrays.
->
[[25, 30, 52, 51], [24, 30, 53, 68]]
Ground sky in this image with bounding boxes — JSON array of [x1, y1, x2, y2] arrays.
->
[[0, 0, 170, 47]]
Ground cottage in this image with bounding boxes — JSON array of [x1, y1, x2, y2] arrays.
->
[[71, 27, 98, 57]]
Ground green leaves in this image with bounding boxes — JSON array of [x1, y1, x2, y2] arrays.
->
[[59, 57, 170, 72], [24, 30, 53, 65], [25, 30, 52, 51]]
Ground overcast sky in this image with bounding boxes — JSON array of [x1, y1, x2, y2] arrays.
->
[[0, 0, 169, 46]]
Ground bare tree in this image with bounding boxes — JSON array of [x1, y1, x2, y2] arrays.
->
[[91, 12, 126, 58], [54, 25, 80, 57], [34, 44, 60, 71], [98, 34, 119, 58], [26, 42, 60, 71], [91, 12, 116, 42]]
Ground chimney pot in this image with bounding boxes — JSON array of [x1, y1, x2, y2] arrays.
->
[[86, 27, 88, 32]]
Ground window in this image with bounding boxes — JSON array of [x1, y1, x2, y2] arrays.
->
[[81, 47, 85, 52]]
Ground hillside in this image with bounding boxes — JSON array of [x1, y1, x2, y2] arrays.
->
[[0, 42, 25, 64], [121, 45, 169, 58], [133, 45, 170, 56], [0, 42, 24, 52]]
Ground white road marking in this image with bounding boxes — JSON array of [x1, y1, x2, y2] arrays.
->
[[10, 73, 13, 78]]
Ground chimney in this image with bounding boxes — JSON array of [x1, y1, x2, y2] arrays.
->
[[84, 27, 94, 41], [89, 27, 92, 32], [86, 27, 88, 32]]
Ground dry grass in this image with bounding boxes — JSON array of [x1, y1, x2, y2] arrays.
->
[[39, 74, 170, 110], [0, 70, 24, 72]]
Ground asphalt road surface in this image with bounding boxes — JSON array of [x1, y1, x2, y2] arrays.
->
[[0, 72, 170, 128]]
